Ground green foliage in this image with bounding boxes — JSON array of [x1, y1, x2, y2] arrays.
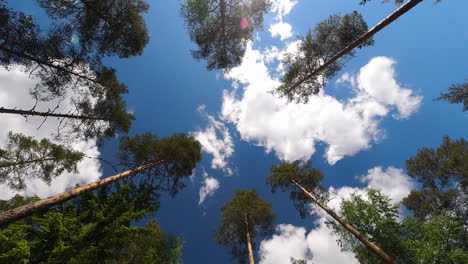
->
[[181, 0, 271, 70], [0, 181, 184, 264], [36, 0, 150, 58], [275, 11, 374, 102], [403, 136, 467, 222], [329, 189, 468, 264], [290, 257, 309, 264], [0, 132, 84, 190], [214, 189, 275, 263], [118, 133, 202, 196], [267, 160, 327, 218], [436, 81, 468, 111]]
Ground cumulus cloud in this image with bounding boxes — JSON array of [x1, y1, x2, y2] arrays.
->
[[221, 45, 422, 165], [198, 170, 220, 205], [269, 0, 297, 40], [192, 108, 234, 174], [258, 166, 414, 263], [0, 65, 102, 199]]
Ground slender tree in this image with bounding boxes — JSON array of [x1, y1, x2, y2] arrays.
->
[[275, 0, 424, 101], [402, 136, 467, 225], [275, 11, 374, 102], [181, 0, 270, 70], [214, 189, 275, 264], [436, 81, 468, 111], [0, 132, 84, 190], [0, 133, 201, 226], [267, 161, 399, 264], [329, 189, 467, 264]]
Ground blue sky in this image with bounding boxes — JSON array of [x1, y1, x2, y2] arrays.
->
[[1, 0, 467, 263]]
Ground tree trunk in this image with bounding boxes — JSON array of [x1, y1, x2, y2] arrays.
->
[[0, 107, 108, 121], [0, 157, 55, 168], [244, 213, 255, 264], [291, 179, 399, 264], [0, 45, 98, 83], [0, 159, 167, 226], [285, 0, 423, 94]]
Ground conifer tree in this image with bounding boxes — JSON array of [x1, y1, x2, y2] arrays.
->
[[214, 189, 275, 264], [267, 161, 399, 264], [403, 136, 467, 225], [275, 0, 424, 101], [0, 133, 201, 226], [0, 132, 84, 190], [181, 0, 270, 70], [436, 81, 468, 112]]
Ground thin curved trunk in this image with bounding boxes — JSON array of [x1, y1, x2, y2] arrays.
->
[[0, 45, 98, 83], [291, 179, 399, 264], [0, 159, 167, 226], [285, 0, 423, 94], [0, 107, 107, 121], [243, 213, 255, 264], [0, 157, 55, 168]]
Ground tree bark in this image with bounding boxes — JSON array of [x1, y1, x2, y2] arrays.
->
[[0, 159, 167, 226], [0, 45, 98, 83], [285, 0, 423, 95], [291, 179, 399, 264], [0, 107, 107, 121], [244, 213, 255, 264]]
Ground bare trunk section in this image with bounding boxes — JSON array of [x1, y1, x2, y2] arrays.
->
[[0, 45, 98, 83], [285, 0, 423, 94], [0, 107, 107, 121], [0, 159, 167, 226], [0, 157, 55, 168], [291, 179, 399, 264], [244, 213, 255, 264]]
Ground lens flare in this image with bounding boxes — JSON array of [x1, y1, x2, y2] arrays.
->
[[240, 18, 248, 29]]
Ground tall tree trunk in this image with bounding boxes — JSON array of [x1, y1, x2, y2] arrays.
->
[[0, 45, 98, 83], [285, 0, 423, 94], [244, 213, 255, 264], [291, 179, 399, 264], [0, 107, 107, 121], [0, 157, 55, 168], [0, 159, 167, 226]]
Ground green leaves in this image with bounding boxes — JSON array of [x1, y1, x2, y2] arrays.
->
[[267, 160, 327, 218], [403, 136, 467, 221], [0, 132, 84, 190], [118, 133, 202, 196], [436, 81, 468, 111], [181, 0, 271, 70], [214, 189, 275, 263], [329, 189, 468, 264], [275, 11, 373, 102]]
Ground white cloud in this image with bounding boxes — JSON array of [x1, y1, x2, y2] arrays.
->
[[0, 65, 102, 199], [221, 45, 422, 165], [192, 109, 234, 174], [269, 0, 297, 40], [198, 170, 220, 205], [269, 21, 293, 40], [359, 166, 414, 203], [258, 166, 414, 263], [259, 224, 310, 264]]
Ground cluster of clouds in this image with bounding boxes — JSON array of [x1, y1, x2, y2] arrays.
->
[[258, 166, 414, 264], [0, 65, 102, 200], [198, 169, 220, 205]]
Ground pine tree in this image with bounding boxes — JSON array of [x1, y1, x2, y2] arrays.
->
[[275, 0, 424, 102], [436, 81, 468, 111], [181, 0, 270, 70], [267, 161, 399, 264], [214, 189, 275, 264], [0, 133, 201, 226], [402, 136, 467, 225], [0, 132, 84, 190]]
